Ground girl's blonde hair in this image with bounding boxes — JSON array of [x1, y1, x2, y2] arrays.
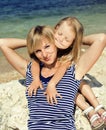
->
[[27, 25, 55, 60], [55, 16, 84, 63]]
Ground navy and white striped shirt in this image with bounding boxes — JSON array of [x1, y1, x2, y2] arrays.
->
[[26, 62, 82, 130]]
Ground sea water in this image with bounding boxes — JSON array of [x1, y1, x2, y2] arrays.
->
[[0, 0, 106, 55], [0, 0, 106, 37]]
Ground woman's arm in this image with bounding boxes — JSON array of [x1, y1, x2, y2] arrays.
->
[[82, 33, 105, 46], [0, 38, 28, 77], [76, 33, 106, 80]]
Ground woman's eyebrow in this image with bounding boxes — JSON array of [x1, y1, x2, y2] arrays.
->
[[34, 49, 41, 52]]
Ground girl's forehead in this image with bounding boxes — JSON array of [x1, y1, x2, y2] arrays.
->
[[58, 22, 72, 32], [58, 23, 74, 34]]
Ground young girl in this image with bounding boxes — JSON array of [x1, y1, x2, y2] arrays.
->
[[27, 17, 106, 129]]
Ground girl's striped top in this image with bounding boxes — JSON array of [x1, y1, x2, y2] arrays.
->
[[25, 62, 82, 130]]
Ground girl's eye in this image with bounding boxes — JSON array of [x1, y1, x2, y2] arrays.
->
[[66, 39, 70, 42], [65, 37, 70, 42]]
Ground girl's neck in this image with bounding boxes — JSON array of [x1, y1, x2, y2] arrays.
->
[[58, 46, 72, 58]]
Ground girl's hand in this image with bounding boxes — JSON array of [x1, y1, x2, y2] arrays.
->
[[27, 79, 43, 96], [44, 83, 62, 105]]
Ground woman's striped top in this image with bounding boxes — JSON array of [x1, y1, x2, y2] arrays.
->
[[25, 62, 82, 130]]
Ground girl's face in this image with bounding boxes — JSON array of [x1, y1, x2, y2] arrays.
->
[[34, 37, 57, 66], [55, 22, 75, 49]]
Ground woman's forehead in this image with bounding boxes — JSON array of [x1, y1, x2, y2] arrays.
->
[[34, 37, 52, 49], [41, 36, 49, 42]]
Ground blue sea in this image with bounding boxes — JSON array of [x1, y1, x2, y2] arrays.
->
[[0, 0, 106, 39]]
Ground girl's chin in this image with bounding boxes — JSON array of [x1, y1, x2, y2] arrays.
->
[[57, 45, 66, 49], [55, 41, 67, 49], [55, 43, 64, 49]]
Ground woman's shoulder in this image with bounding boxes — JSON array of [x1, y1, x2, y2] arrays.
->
[[67, 63, 82, 82]]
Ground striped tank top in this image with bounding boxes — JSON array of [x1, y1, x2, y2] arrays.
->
[[26, 62, 82, 130]]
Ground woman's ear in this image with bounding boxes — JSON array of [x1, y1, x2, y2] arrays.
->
[[54, 25, 59, 31]]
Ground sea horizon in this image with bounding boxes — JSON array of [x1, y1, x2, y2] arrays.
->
[[0, 0, 106, 56]]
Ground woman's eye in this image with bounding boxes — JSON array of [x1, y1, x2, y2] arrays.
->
[[45, 45, 50, 48], [35, 50, 41, 53]]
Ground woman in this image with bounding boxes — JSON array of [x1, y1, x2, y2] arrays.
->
[[0, 23, 106, 130]]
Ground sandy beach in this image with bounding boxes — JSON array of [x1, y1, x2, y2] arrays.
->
[[0, 47, 106, 130], [0, 48, 29, 83]]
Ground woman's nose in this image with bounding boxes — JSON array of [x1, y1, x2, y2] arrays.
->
[[42, 50, 47, 57]]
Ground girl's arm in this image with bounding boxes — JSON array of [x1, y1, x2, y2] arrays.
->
[[44, 62, 69, 104], [0, 38, 28, 77], [27, 60, 43, 96], [76, 33, 106, 80]]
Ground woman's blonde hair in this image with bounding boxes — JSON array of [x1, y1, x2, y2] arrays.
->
[[55, 16, 84, 63], [27, 25, 55, 60]]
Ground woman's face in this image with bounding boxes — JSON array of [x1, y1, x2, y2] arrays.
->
[[34, 37, 57, 66], [55, 22, 75, 49]]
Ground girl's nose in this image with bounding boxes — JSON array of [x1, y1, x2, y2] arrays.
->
[[60, 35, 64, 42]]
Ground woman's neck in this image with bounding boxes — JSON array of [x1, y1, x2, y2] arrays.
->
[[41, 60, 60, 78], [44, 59, 60, 69]]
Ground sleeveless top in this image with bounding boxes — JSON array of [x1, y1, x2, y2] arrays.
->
[[25, 62, 82, 130]]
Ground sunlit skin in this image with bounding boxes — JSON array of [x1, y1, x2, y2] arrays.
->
[[55, 22, 75, 49], [34, 37, 58, 68]]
